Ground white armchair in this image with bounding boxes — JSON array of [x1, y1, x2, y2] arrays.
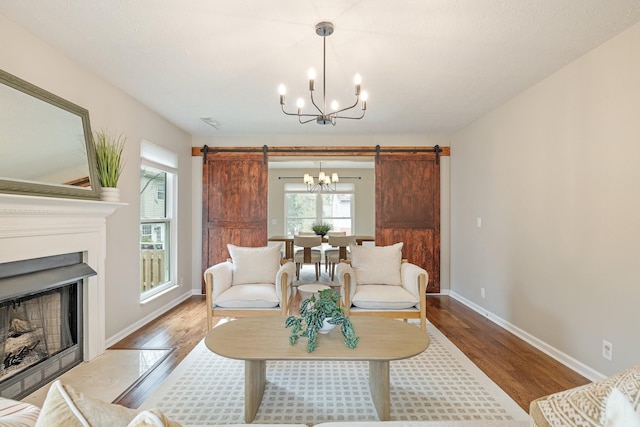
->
[[336, 242, 428, 331], [204, 244, 295, 330]]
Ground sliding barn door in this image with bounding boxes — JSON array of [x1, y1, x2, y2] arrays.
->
[[201, 153, 268, 293], [376, 153, 440, 292]]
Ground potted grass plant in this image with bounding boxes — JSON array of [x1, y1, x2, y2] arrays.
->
[[285, 288, 359, 353], [94, 130, 125, 202]]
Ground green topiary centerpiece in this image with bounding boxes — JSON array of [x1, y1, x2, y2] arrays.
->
[[311, 222, 332, 237], [285, 288, 359, 353]]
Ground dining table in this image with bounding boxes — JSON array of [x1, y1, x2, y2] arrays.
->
[[268, 235, 375, 259]]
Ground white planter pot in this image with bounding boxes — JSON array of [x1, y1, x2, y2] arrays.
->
[[100, 187, 120, 202], [318, 318, 336, 334]]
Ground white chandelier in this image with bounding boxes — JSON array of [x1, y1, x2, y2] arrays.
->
[[278, 21, 368, 126], [304, 162, 339, 192]]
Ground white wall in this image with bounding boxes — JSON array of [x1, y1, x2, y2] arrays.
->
[[0, 14, 194, 345], [451, 21, 640, 378]]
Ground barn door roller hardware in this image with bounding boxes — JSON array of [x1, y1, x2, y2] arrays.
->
[[199, 144, 444, 166]]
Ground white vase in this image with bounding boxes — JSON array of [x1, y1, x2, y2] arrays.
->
[[100, 187, 120, 202], [318, 318, 336, 334]]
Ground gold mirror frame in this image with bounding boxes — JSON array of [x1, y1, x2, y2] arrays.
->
[[0, 69, 100, 200]]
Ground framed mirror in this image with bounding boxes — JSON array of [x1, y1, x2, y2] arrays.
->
[[0, 68, 100, 200]]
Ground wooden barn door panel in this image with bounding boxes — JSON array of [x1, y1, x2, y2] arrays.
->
[[376, 154, 440, 292], [201, 153, 267, 292]]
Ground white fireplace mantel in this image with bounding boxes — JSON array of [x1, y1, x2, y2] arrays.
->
[[0, 193, 125, 361]]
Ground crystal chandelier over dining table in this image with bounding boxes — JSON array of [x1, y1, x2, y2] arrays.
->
[[278, 21, 368, 126]]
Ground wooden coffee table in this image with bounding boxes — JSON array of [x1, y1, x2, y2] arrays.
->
[[205, 316, 429, 422]]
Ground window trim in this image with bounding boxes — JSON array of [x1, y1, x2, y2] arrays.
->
[[140, 141, 178, 302]]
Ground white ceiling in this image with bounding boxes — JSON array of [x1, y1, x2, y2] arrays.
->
[[1, 1, 639, 137]]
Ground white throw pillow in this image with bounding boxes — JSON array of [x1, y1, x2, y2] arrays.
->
[[227, 244, 281, 286], [0, 398, 40, 427], [605, 387, 640, 427], [534, 365, 640, 427], [35, 380, 181, 427], [349, 242, 403, 286]]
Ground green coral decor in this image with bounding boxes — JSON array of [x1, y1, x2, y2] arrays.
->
[[94, 130, 125, 188], [285, 288, 359, 353], [311, 222, 332, 236]]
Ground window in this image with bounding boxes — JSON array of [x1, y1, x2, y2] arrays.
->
[[284, 183, 354, 235], [140, 141, 178, 300]]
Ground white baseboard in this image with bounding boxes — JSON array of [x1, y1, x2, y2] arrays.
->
[[448, 291, 605, 381], [105, 290, 194, 348]]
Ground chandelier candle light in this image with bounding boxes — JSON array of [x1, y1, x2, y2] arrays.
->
[[279, 22, 368, 126], [304, 162, 339, 192]]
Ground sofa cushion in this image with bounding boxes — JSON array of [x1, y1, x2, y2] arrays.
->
[[35, 380, 181, 427], [349, 242, 403, 286], [227, 244, 281, 286], [530, 364, 640, 427]]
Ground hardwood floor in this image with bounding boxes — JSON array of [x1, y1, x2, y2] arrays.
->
[[109, 296, 208, 408], [110, 293, 589, 412], [426, 296, 589, 410]]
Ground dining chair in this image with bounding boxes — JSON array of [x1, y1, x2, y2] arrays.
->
[[326, 234, 356, 280], [324, 231, 346, 272], [293, 234, 322, 280]]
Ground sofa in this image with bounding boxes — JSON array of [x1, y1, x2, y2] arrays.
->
[[4, 365, 640, 427]]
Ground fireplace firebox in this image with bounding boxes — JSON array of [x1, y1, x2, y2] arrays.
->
[[0, 252, 95, 400]]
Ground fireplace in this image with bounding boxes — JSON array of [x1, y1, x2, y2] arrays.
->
[[0, 193, 122, 399], [0, 252, 95, 399]]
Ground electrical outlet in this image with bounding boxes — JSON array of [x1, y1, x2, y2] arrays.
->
[[180, 277, 184, 286], [602, 340, 613, 361], [481, 288, 485, 299]]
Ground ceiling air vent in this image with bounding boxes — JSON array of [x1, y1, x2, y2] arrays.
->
[[200, 117, 221, 130]]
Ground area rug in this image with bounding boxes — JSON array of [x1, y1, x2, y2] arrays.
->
[[140, 322, 528, 425]]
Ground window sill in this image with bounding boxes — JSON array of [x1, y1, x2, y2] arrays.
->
[[140, 283, 179, 305]]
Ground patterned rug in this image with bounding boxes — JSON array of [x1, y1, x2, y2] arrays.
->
[[141, 321, 528, 426]]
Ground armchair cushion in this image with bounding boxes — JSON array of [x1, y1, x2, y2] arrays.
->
[[349, 242, 403, 286], [227, 244, 281, 286], [214, 283, 280, 308], [351, 284, 419, 309]]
